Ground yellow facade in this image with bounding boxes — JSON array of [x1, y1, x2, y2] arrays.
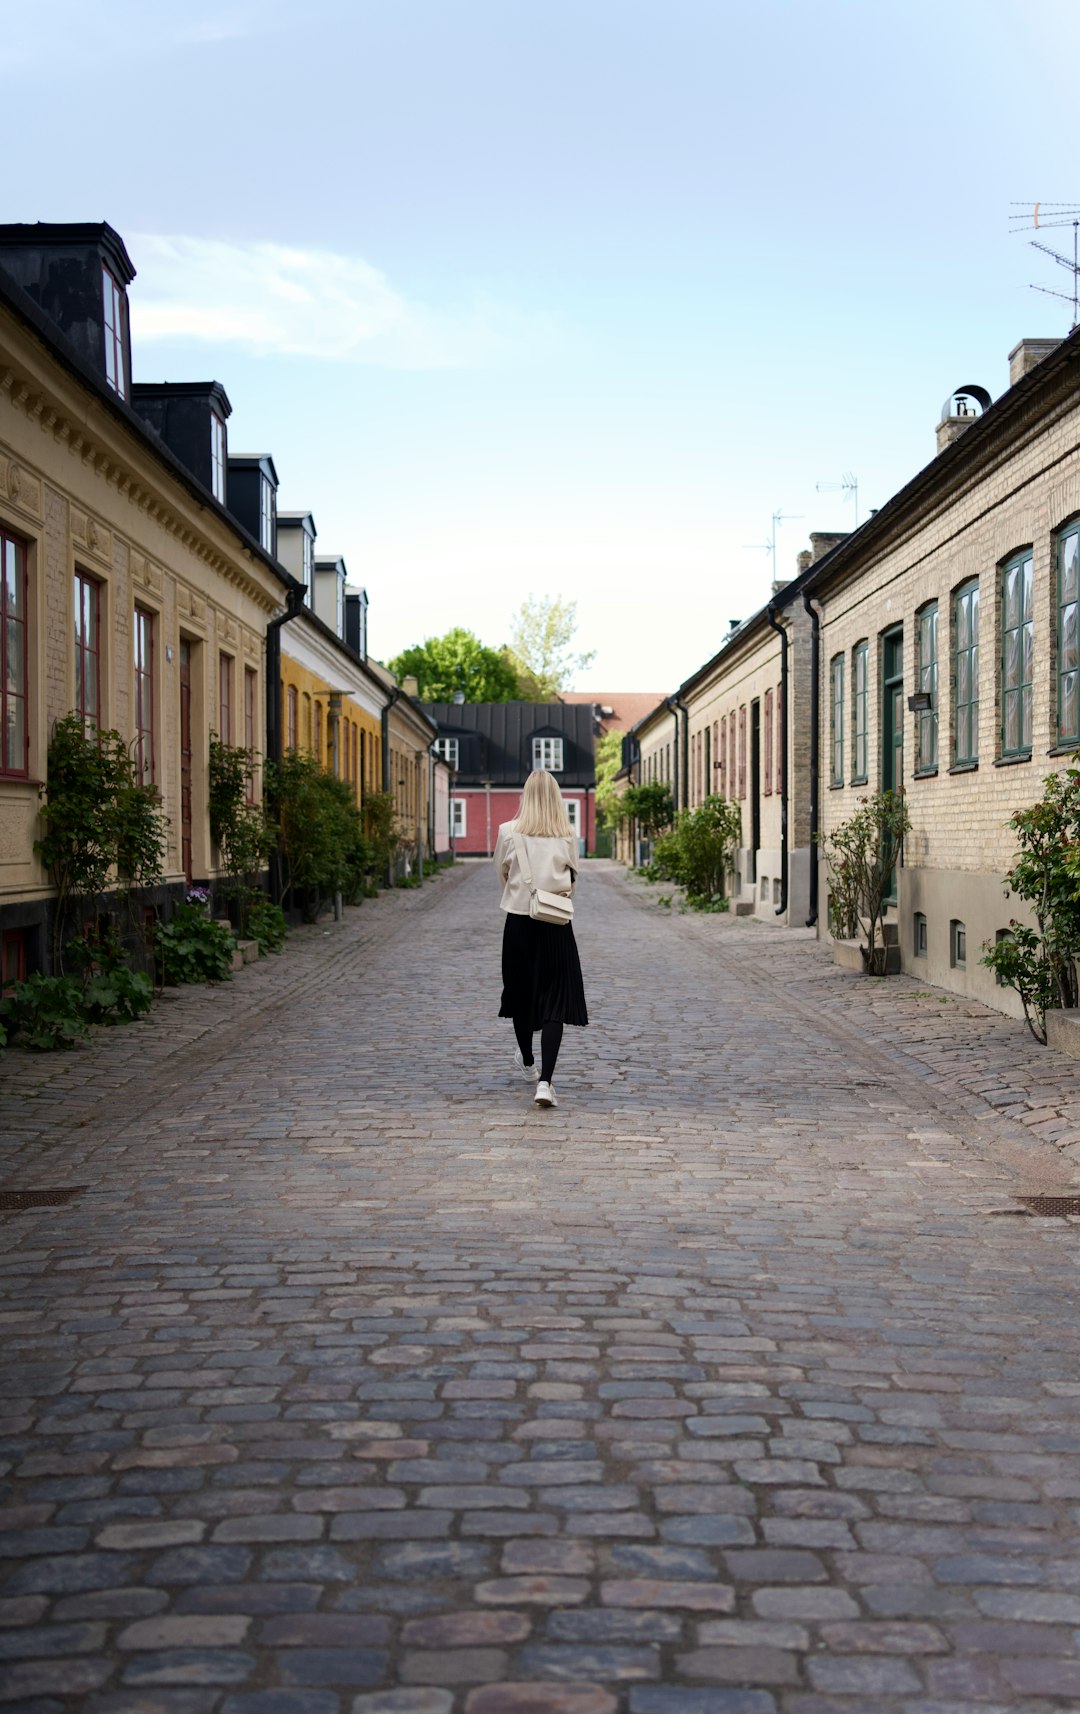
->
[[279, 649, 381, 803], [0, 294, 286, 976]]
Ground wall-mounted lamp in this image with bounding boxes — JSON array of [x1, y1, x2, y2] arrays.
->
[[907, 691, 932, 711]]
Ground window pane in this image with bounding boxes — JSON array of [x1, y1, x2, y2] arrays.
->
[[1063, 602, 1078, 674], [1004, 689, 1018, 752], [1062, 671, 1078, 742], [970, 586, 979, 643], [5, 620, 21, 696], [1004, 566, 1019, 629], [1004, 627, 1019, 690], [957, 652, 969, 706], [1022, 620, 1034, 687], [1063, 531, 1079, 604], [1022, 683, 1032, 747], [6, 697, 24, 769], [957, 597, 970, 652], [1022, 560, 1033, 621]]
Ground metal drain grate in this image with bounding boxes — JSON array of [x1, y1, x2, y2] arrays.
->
[[0, 1187, 86, 1211], [1017, 1194, 1080, 1217]]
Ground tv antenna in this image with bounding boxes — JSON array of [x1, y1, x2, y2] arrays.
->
[[744, 509, 802, 585], [1010, 202, 1080, 327], [816, 472, 859, 526]]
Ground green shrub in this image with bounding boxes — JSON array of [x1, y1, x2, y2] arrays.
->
[[620, 781, 675, 838], [819, 789, 912, 975], [268, 753, 369, 921], [0, 973, 89, 1051], [981, 766, 1080, 1042], [155, 904, 234, 985], [68, 931, 154, 1025], [36, 714, 166, 963], [246, 896, 286, 956], [653, 796, 741, 904]]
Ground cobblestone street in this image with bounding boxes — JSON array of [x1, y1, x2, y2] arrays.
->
[[6, 859, 1080, 1714]]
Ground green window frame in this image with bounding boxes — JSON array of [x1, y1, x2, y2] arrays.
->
[[830, 654, 844, 784], [1058, 522, 1080, 745], [953, 579, 979, 765], [1001, 549, 1033, 757], [852, 641, 868, 782], [916, 603, 938, 770]]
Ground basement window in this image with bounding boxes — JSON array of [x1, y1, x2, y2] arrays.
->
[[914, 912, 927, 957], [950, 919, 966, 968]]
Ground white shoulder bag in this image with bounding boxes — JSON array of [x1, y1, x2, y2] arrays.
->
[[512, 830, 574, 926]]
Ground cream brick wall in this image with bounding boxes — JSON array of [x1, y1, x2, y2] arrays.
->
[[815, 352, 1080, 1012], [0, 303, 285, 918]]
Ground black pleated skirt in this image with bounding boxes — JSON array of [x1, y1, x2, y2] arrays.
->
[[499, 911, 589, 1029]]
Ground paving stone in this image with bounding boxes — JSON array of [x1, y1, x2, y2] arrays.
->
[[466, 1687, 617, 1714], [399, 1647, 509, 1684], [8, 863, 1080, 1708]]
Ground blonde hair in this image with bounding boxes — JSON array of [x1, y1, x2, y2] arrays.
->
[[515, 768, 574, 838]]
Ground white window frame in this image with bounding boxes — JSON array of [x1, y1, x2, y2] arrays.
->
[[564, 796, 581, 838], [532, 736, 564, 772], [210, 412, 226, 502], [260, 476, 274, 552], [436, 737, 459, 769], [102, 265, 127, 400], [451, 797, 467, 838]]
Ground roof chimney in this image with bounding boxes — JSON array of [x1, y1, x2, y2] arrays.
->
[[1008, 337, 1060, 386], [796, 549, 813, 575], [810, 531, 848, 563], [401, 674, 420, 698], [936, 385, 991, 454]]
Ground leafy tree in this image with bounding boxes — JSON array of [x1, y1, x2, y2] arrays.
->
[[507, 597, 596, 698], [388, 629, 520, 702], [594, 731, 624, 828], [620, 781, 675, 838], [820, 789, 912, 975], [653, 796, 742, 905], [981, 766, 1080, 1042]]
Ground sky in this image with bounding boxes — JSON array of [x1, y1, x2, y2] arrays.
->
[[7, 0, 1080, 691]]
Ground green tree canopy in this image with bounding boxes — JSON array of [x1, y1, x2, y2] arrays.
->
[[507, 596, 596, 698], [388, 628, 520, 702]]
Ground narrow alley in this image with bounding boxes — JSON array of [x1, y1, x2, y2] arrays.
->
[[4, 861, 1080, 1713]]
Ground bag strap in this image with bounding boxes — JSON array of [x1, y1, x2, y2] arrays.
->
[[511, 828, 536, 895]]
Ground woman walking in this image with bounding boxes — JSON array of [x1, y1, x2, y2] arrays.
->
[[494, 770, 588, 1108]]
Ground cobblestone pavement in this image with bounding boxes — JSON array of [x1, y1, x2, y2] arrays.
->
[[4, 860, 1080, 1714]]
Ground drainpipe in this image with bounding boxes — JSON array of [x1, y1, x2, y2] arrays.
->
[[264, 581, 306, 907], [381, 688, 400, 885], [264, 581, 306, 768], [415, 750, 424, 879], [668, 694, 689, 814], [765, 605, 789, 917], [802, 589, 822, 927]]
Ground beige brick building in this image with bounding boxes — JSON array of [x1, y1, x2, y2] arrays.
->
[[806, 331, 1080, 1013]]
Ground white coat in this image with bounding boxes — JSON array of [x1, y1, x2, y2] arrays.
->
[[494, 822, 578, 916]]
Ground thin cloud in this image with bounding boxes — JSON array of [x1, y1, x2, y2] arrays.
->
[[128, 234, 545, 370]]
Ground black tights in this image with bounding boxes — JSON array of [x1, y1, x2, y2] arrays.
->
[[513, 1017, 563, 1084]]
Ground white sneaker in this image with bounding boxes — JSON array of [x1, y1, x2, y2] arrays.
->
[[534, 1081, 557, 1108], [514, 1048, 540, 1083]]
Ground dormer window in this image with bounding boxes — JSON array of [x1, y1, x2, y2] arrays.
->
[[302, 533, 314, 586], [435, 738, 459, 769], [259, 476, 274, 552], [533, 736, 564, 772], [210, 412, 226, 502], [102, 265, 127, 400]]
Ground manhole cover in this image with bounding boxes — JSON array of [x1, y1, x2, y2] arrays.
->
[[0, 1187, 86, 1211], [1016, 1194, 1080, 1217]]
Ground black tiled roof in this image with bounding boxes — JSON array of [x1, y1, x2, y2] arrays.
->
[[424, 702, 595, 787]]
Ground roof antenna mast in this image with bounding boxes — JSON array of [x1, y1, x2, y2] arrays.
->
[[815, 472, 859, 527], [1010, 202, 1080, 328]]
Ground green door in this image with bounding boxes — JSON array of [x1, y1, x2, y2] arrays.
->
[[881, 628, 903, 903]]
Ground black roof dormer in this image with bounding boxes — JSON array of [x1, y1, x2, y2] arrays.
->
[[0, 221, 135, 400], [132, 381, 231, 501], [227, 454, 278, 557]]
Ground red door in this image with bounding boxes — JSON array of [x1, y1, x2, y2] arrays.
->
[[179, 640, 193, 883]]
